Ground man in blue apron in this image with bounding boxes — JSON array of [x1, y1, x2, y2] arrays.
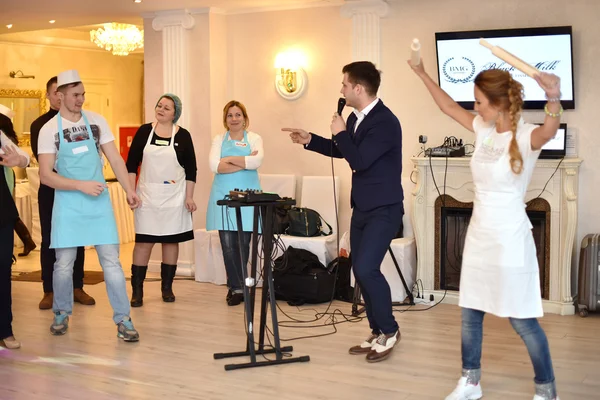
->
[[38, 69, 141, 342]]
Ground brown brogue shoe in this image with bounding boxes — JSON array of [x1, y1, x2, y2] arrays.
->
[[366, 330, 401, 363], [348, 333, 379, 355], [74, 288, 96, 305]]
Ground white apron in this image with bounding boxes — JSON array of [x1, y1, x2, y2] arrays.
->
[[459, 119, 543, 318], [134, 124, 192, 236]]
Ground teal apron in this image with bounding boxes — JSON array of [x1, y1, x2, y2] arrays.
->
[[50, 112, 119, 248], [206, 131, 261, 232]]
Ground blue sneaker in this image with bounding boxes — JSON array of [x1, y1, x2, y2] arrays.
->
[[117, 317, 139, 342], [50, 312, 69, 335]]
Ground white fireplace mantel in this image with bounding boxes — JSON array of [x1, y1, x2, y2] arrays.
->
[[410, 156, 583, 315]]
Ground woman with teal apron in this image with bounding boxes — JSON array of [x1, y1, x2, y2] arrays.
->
[[206, 100, 263, 306]]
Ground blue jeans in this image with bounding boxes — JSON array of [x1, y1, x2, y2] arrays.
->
[[461, 307, 555, 384], [218, 230, 251, 291], [53, 245, 130, 324]]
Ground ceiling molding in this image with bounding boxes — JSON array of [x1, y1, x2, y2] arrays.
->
[[1, 0, 346, 34], [188, 7, 226, 15], [140, 1, 343, 19], [224, 0, 344, 15], [0, 34, 144, 56]]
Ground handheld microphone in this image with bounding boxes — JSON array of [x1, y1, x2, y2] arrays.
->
[[337, 97, 346, 115]]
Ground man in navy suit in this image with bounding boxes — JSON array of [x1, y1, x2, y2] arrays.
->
[[283, 61, 403, 363]]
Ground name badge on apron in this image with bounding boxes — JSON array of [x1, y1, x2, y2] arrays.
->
[[72, 145, 89, 154]]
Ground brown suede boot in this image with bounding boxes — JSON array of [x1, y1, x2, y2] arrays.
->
[[74, 288, 96, 305], [0, 336, 21, 349], [39, 292, 53, 310]]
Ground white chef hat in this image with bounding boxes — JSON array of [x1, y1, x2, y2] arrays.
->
[[57, 69, 82, 88], [0, 104, 15, 119]]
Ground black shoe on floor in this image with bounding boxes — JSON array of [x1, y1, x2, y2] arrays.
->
[[226, 290, 244, 306]]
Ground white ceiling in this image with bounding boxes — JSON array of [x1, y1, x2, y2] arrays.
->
[[1, 0, 342, 34]]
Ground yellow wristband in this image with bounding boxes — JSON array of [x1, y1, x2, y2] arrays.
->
[[544, 103, 563, 118]]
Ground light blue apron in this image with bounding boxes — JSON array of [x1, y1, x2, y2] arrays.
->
[[50, 112, 119, 248], [206, 131, 261, 232]]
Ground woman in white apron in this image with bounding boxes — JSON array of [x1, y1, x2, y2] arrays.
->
[[409, 59, 564, 400], [206, 101, 263, 306], [126, 94, 197, 307]]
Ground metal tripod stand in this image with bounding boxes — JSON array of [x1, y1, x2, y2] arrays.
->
[[351, 246, 415, 317]]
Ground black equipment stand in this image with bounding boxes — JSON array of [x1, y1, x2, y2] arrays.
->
[[351, 246, 415, 317], [213, 198, 310, 370]]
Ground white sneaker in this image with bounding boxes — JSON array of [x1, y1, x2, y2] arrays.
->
[[445, 377, 483, 400], [533, 396, 560, 400]]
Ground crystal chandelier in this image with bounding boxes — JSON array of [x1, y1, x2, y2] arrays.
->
[[90, 23, 144, 56]]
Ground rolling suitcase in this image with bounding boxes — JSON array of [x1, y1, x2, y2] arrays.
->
[[576, 233, 600, 317]]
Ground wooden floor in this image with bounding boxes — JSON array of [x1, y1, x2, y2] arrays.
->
[[3, 246, 600, 400]]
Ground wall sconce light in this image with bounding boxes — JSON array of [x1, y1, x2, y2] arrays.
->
[[9, 70, 35, 79], [274, 50, 307, 100]]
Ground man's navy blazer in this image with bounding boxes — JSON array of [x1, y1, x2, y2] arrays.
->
[[305, 99, 403, 212]]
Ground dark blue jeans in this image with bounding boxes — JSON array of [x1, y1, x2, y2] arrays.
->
[[1, 221, 15, 339], [462, 307, 555, 384], [350, 203, 403, 335], [218, 230, 252, 291]]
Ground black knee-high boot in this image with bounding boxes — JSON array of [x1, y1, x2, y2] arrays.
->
[[130, 265, 147, 307], [14, 218, 36, 257], [161, 263, 177, 302]]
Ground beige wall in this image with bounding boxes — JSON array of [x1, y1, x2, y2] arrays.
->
[[224, 7, 353, 229], [144, 0, 599, 269], [143, 19, 163, 124], [0, 35, 144, 141]]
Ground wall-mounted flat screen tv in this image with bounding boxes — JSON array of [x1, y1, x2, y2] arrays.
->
[[435, 26, 574, 110]]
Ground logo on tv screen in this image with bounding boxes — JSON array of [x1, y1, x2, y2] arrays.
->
[[442, 57, 476, 84]]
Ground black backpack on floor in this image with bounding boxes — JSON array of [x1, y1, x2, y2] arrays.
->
[[273, 247, 336, 305]]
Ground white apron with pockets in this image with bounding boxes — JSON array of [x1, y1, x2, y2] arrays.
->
[[51, 112, 119, 248], [459, 118, 543, 318], [206, 131, 261, 232], [134, 124, 192, 236]]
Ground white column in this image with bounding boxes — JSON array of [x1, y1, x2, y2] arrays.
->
[[149, 10, 196, 276], [152, 10, 195, 128], [340, 0, 390, 64]]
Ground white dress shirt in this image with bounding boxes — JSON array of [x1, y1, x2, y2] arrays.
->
[[353, 97, 380, 132]]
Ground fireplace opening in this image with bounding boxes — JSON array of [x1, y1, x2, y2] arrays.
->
[[435, 195, 551, 299]]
